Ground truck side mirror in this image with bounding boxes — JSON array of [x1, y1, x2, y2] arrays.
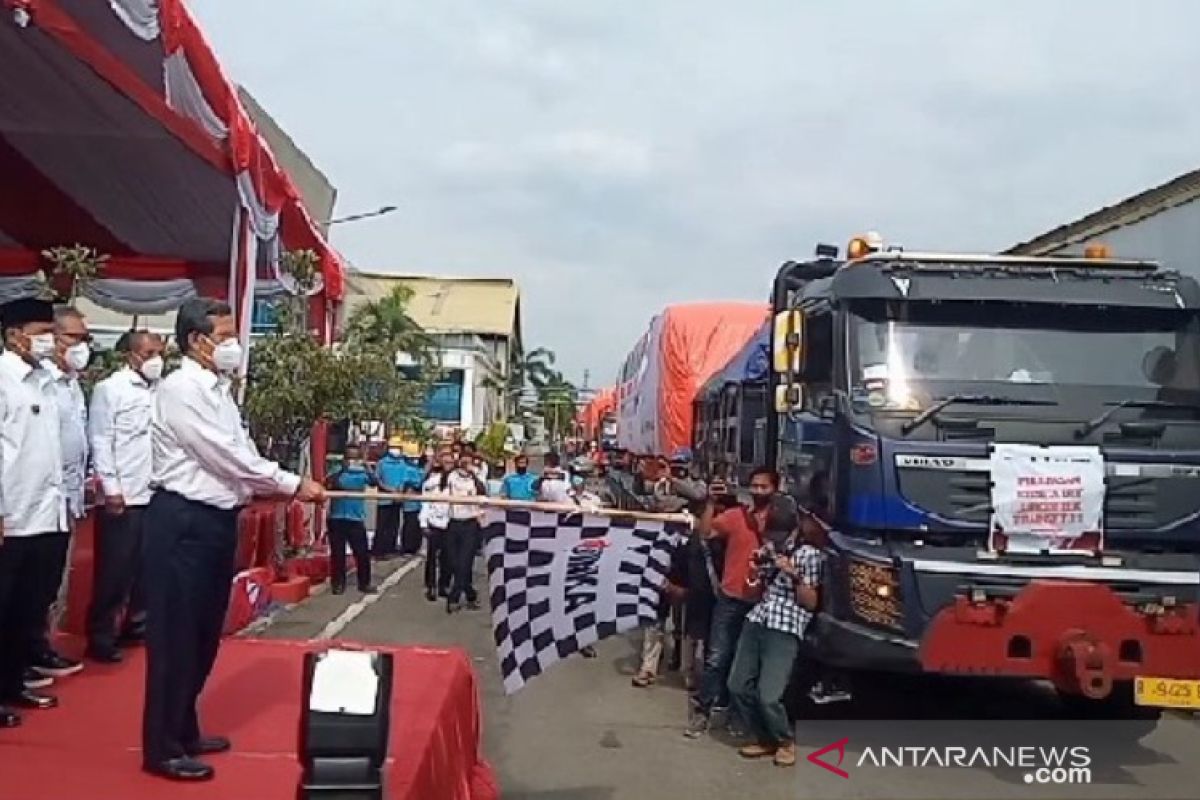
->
[[772, 309, 804, 375]]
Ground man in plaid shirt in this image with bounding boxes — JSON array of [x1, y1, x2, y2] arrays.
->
[[725, 513, 823, 767]]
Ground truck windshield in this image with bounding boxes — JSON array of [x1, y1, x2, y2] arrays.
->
[[849, 302, 1200, 409]]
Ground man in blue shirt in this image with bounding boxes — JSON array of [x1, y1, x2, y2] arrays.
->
[[397, 442, 425, 554], [325, 444, 378, 594], [373, 437, 423, 558], [500, 453, 538, 501]]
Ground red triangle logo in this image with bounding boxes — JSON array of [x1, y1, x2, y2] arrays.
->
[[807, 736, 850, 779]]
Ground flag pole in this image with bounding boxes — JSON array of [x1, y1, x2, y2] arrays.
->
[[321, 491, 691, 525]]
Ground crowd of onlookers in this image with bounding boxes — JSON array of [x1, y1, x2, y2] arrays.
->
[[313, 430, 849, 769], [322, 437, 611, 617], [604, 447, 850, 768]]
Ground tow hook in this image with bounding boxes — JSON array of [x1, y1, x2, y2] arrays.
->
[[1055, 632, 1113, 700]]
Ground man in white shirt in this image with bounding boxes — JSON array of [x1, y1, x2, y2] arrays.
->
[[27, 306, 92, 683], [86, 330, 164, 663], [141, 298, 324, 782], [0, 298, 69, 728], [535, 452, 572, 504]]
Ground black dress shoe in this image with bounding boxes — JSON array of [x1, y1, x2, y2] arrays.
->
[[143, 757, 215, 782], [0, 708, 21, 728], [86, 646, 123, 664], [23, 669, 53, 689], [13, 690, 57, 710], [31, 652, 83, 678], [185, 735, 231, 756], [358, 585, 378, 595], [331, 583, 346, 596], [118, 630, 146, 647], [424, 587, 436, 602]]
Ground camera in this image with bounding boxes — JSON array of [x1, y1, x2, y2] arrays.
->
[[748, 541, 781, 586]]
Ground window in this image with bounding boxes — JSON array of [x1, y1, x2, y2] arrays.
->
[[251, 299, 280, 334]]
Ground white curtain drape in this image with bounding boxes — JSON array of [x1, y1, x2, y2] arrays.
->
[[0, 274, 43, 304], [83, 278, 196, 315], [108, 0, 160, 41], [235, 171, 280, 240], [164, 51, 228, 141]]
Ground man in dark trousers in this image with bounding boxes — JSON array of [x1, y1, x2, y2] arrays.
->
[[0, 297, 67, 728], [142, 298, 325, 781], [87, 330, 165, 662]]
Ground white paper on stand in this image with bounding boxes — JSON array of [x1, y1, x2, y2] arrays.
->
[[989, 443, 1105, 554], [308, 649, 379, 716]]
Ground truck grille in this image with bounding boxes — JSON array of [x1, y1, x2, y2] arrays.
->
[[896, 462, 1197, 532]]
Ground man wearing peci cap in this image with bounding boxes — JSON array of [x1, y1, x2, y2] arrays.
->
[[140, 298, 325, 781], [0, 297, 70, 728]]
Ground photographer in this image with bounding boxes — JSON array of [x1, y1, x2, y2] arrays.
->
[[685, 467, 780, 739], [724, 502, 823, 768]]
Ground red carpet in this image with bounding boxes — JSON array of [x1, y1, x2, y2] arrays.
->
[[0, 639, 498, 800]]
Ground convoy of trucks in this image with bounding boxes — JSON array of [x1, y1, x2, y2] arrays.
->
[[616, 231, 1200, 720], [613, 302, 767, 457]]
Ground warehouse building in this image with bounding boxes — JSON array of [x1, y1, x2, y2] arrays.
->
[[1007, 168, 1200, 268], [343, 271, 523, 438]]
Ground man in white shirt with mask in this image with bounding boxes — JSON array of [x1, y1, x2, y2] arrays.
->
[[26, 306, 93, 685], [0, 297, 69, 728], [86, 330, 164, 663], [140, 297, 324, 782]]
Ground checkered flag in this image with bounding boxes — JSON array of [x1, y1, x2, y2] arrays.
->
[[484, 508, 686, 694]]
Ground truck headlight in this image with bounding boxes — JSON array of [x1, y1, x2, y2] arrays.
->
[[848, 558, 904, 631]]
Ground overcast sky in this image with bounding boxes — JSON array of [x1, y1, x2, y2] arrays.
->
[[190, 0, 1200, 385]]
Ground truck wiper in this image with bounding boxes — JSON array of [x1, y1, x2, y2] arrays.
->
[[1074, 398, 1197, 440], [900, 394, 1057, 436]]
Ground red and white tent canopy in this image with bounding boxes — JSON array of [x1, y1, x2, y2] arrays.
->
[[0, 0, 345, 342]]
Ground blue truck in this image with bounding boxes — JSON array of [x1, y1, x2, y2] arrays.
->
[[704, 234, 1200, 718]]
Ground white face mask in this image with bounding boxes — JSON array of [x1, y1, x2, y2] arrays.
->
[[65, 342, 91, 372], [388, 448, 402, 458], [29, 332, 56, 361], [212, 339, 243, 373], [139, 355, 164, 382]]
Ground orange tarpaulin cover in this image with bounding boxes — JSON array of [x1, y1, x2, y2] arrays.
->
[[616, 302, 768, 456], [577, 386, 617, 440]]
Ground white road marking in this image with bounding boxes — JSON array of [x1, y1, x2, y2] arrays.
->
[[310, 556, 425, 641]]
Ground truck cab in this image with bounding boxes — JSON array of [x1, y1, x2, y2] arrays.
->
[[771, 235, 1200, 715]]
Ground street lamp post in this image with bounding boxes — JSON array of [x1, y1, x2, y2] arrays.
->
[[324, 205, 398, 226]]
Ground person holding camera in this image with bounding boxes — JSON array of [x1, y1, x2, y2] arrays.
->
[[725, 503, 823, 768]]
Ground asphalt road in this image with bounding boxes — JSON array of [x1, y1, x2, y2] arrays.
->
[[260, 556, 1200, 800]]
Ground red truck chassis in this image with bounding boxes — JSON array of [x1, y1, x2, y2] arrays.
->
[[919, 581, 1200, 699]]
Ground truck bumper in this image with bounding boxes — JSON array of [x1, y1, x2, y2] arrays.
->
[[809, 614, 921, 673], [919, 581, 1200, 699]]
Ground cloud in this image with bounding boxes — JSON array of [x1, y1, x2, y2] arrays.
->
[[437, 130, 653, 181], [190, 0, 1200, 385]]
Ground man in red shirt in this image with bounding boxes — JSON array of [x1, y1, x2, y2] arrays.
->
[[684, 466, 781, 739]]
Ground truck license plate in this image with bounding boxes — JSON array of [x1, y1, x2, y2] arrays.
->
[[1134, 677, 1200, 709]]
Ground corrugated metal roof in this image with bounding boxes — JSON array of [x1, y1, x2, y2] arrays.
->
[[1006, 167, 1200, 255], [345, 271, 521, 338]]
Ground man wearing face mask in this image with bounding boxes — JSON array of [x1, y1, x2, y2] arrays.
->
[[685, 466, 778, 739], [371, 436, 409, 560], [86, 330, 165, 663], [0, 297, 69, 728], [141, 298, 325, 781], [26, 307, 93, 684], [499, 453, 538, 501]]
